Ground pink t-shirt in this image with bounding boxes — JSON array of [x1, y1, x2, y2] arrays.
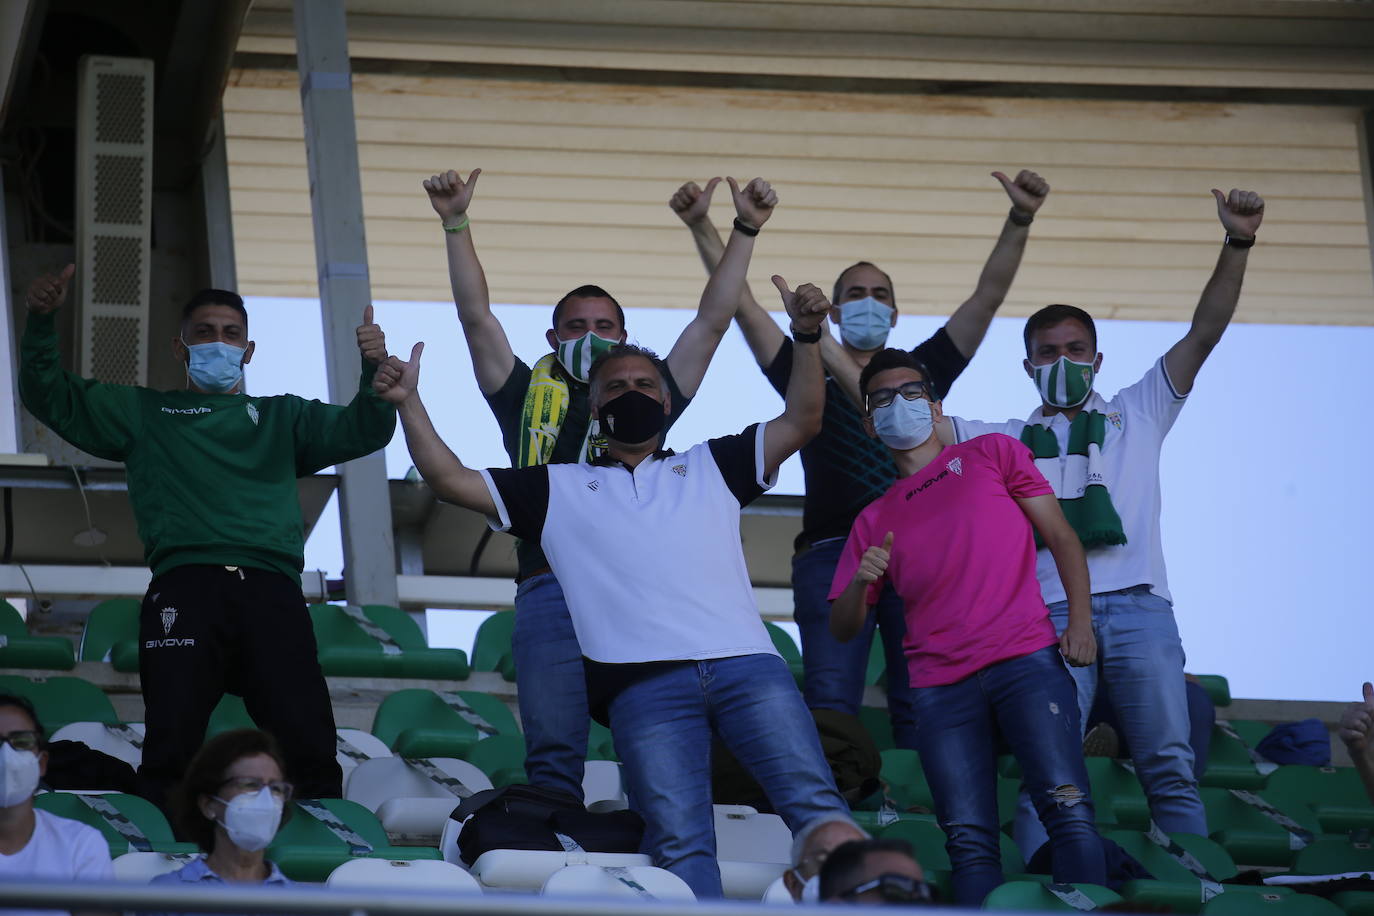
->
[[828, 434, 1059, 688]]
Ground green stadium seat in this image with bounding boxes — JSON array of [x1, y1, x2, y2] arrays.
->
[[1082, 757, 1152, 829], [1193, 675, 1232, 708], [879, 748, 934, 814], [764, 622, 804, 686], [0, 600, 75, 671], [1201, 785, 1323, 867], [1200, 888, 1345, 915], [866, 638, 886, 686], [859, 706, 896, 752], [34, 792, 196, 858], [469, 611, 516, 681], [309, 604, 469, 680], [266, 798, 441, 882], [371, 688, 519, 758], [204, 693, 257, 739], [880, 816, 1024, 876], [1109, 827, 1239, 913], [463, 734, 528, 787], [1268, 766, 1374, 834], [77, 598, 141, 672], [0, 674, 118, 733], [587, 719, 618, 761], [1202, 720, 1273, 790], [1291, 834, 1374, 877], [1331, 890, 1374, 916], [983, 880, 1124, 911]]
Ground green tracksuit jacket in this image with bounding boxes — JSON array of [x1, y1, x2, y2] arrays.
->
[[19, 311, 397, 584]]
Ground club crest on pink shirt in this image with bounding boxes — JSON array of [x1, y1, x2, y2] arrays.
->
[[946, 457, 963, 476]]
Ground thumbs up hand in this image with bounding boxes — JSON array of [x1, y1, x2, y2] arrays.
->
[[26, 264, 75, 315], [373, 342, 424, 405], [356, 304, 388, 364], [856, 531, 894, 585], [1338, 682, 1374, 752]]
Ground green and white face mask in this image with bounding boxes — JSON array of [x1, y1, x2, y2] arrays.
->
[[1032, 354, 1097, 409], [555, 332, 618, 383]]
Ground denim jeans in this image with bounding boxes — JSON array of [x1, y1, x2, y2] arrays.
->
[[512, 572, 589, 801], [792, 538, 918, 747], [914, 646, 1106, 907], [607, 653, 851, 899], [1013, 586, 1207, 859]]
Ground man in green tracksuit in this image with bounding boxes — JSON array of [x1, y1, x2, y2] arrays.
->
[[20, 264, 397, 806]]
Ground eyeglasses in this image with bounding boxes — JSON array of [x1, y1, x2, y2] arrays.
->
[[219, 776, 294, 800], [866, 380, 932, 411], [838, 872, 935, 904], [0, 730, 41, 751]]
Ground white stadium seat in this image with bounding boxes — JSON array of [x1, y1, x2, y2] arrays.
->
[[112, 851, 196, 882], [343, 756, 491, 842], [541, 864, 695, 900], [713, 805, 792, 900], [50, 721, 146, 769], [581, 759, 628, 812], [470, 850, 653, 892], [326, 857, 483, 892], [335, 727, 393, 775]]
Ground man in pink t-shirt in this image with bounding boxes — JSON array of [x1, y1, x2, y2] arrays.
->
[[828, 348, 1103, 907]]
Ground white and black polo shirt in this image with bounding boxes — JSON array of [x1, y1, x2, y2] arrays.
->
[[480, 423, 780, 666]]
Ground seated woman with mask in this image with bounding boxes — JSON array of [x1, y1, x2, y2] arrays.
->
[[151, 729, 292, 891]]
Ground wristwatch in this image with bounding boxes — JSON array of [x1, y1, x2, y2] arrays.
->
[[791, 326, 822, 344], [1224, 233, 1256, 249]]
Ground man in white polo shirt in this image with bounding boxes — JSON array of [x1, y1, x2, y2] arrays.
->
[[374, 277, 853, 899], [943, 188, 1265, 854]]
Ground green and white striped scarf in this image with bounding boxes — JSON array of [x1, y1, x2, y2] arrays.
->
[[1020, 410, 1127, 549]]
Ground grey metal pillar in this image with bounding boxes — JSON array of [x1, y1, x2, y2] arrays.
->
[[292, 0, 399, 607], [1359, 111, 1374, 295], [200, 113, 237, 292]]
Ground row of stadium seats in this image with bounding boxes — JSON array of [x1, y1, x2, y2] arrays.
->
[[0, 599, 824, 685]]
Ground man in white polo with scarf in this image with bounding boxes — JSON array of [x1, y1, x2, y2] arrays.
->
[[944, 187, 1265, 857]]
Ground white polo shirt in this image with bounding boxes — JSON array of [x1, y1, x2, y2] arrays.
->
[[950, 357, 1187, 606], [480, 423, 780, 665]]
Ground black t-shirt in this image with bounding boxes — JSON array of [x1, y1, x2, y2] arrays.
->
[[762, 328, 969, 548], [484, 356, 692, 577]]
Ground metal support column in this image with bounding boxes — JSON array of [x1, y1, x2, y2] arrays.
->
[[1359, 110, 1374, 298], [292, 0, 399, 607], [200, 113, 238, 292]]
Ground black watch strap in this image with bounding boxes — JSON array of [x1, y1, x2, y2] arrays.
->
[[791, 327, 822, 343], [1224, 233, 1256, 249]]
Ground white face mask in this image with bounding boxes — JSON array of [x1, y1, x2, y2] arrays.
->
[[838, 297, 894, 351], [871, 395, 934, 450], [799, 871, 820, 903], [213, 786, 283, 852], [0, 743, 41, 808]]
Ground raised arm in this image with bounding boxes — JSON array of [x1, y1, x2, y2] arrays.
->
[[670, 179, 785, 370], [665, 177, 777, 396], [294, 305, 398, 472], [373, 341, 497, 516], [943, 170, 1050, 359], [832, 531, 891, 642], [1017, 493, 1096, 667], [424, 168, 516, 396], [761, 278, 829, 475], [1163, 189, 1265, 395], [1338, 682, 1374, 803]]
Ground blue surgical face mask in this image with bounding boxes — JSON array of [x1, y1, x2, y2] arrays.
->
[[872, 396, 933, 450], [838, 297, 894, 351], [184, 339, 247, 393]]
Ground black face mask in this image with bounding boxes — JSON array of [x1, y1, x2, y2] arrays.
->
[[598, 390, 666, 445]]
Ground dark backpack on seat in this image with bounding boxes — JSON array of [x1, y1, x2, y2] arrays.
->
[[451, 784, 644, 866]]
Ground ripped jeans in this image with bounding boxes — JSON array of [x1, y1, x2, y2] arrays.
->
[[913, 645, 1106, 906]]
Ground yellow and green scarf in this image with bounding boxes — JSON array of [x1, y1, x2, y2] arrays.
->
[[517, 354, 603, 468]]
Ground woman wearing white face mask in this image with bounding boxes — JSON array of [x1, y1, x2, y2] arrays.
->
[[0, 693, 114, 907], [150, 730, 292, 894]]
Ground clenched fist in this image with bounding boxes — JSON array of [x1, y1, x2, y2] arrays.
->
[[992, 169, 1050, 219], [669, 178, 722, 226], [26, 264, 75, 315]]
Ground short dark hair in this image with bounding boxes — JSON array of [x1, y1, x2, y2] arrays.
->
[[1023, 304, 1096, 357], [587, 343, 665, 394], [552, 285, 625, 331], [181, 289, 247, 328], [832, 261, 896, 307], [0, 692, 44, 739], [818, 837, 918, 901], [174, 729, 289, 853], [858, 348, 937, 408]]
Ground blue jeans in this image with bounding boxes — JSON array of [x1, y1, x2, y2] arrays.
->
[[792, 538, 918, 747], [915, 646, 1106, 907], [1013, 587, 1206, 859], [607, 653, 851, 899], [512, 573, 588, 801]]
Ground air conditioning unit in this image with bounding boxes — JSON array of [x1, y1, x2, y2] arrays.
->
[[74, 55, 153, 387]]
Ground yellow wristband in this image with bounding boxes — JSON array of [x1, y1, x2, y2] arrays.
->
[[443, 215, 470, 233]]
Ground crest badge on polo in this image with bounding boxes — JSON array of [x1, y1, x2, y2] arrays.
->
[[555, 332, 617, 383], [1032, 355, 1097, 409], [246, 402, 259, 426]]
